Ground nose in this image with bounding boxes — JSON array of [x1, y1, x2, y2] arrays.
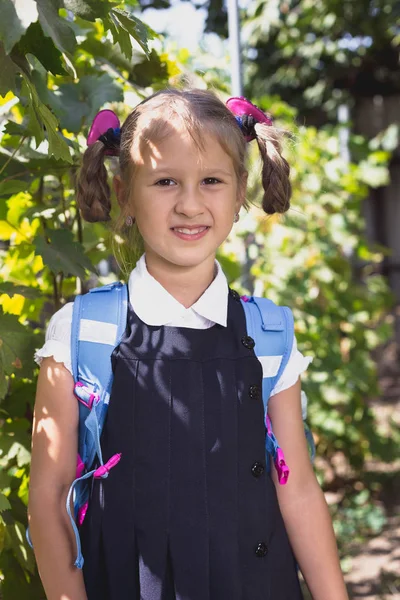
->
[[174, 184, 205, 218]]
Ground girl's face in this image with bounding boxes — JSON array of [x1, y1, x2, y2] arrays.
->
[[120, 124, 245, 274]]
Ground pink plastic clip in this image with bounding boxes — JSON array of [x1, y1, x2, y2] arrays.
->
[[226, 97, 273, 141], [87, 109, 120, 155], [93, 453, 122, 479], [76, 454, 85, 478], [77, 502, 88, 526], [241, 295, 250, 302], [274, 448, 290, 485], [265, 414, 272, 435]]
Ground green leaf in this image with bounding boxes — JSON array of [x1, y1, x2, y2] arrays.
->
[[0, 0, 38, 54], [6, 442, 31, 467], [0, 283, 42, 300], [33, 229, 96, 278], [1, 380, 37, 417], [0, 150, 74, 181], [5, 521, 36, 574], [104, 13, 132, 60], [0, 181, 28, 197], [53, 73, 123, 133], [3, 122, 32, 137], [0, 311, 39, 379], [36, 0, 76, 55], [38, 102, 73, 163], [14, 21, 65, 75], [21, 79, 45, 147], [0, 493, 11, 513], [111, 9, 154, 58], [0, 43, 18, 95], [130, 49, 169, 88], [63, 0, 115, 21], [21, 76, 73, 163]]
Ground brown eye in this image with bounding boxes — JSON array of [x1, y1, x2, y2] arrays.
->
[[155, 179, 175, 186], [203, 177, 222, 185]]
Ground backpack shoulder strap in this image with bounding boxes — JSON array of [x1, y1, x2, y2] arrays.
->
[[67, 281, 128, 568], [71, 281, 128, 464], [240, 296, 294, 412], [240, 295, 295, 485], [71, 281, 128, 393]]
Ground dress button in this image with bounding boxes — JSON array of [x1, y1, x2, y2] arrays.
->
[[229, 288, 241, 301], [241, 335, 255, 349], [251, 462, 265, 478], [249, 384, 261, 400], [255, 542, 268, 557]]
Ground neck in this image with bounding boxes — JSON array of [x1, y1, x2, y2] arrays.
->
[[144, 253, 217, 308]]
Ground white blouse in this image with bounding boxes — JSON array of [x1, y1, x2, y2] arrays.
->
[[35, 254, 312, 398]]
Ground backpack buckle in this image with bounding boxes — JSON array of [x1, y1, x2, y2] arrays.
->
[[74, 382, 100, 410]]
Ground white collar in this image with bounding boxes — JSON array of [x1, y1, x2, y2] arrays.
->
[[128, 254, 229, 327]]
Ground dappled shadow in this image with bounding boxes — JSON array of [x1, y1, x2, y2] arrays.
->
[[346, 569, 400, 599]]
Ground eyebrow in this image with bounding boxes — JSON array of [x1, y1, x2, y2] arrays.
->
[[149, 167, 234, 177]]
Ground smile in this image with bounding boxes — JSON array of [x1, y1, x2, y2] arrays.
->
[[171, 226, 210, 240]]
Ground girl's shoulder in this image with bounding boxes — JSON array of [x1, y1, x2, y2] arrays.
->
[[34, 302, 74, 374]]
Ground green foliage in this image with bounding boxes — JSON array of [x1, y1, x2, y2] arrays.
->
[[333, 489, 387, 540], [241, 0, 400, 123], [231, 98, 396, 470], [331, 489, 387, 562], [184, 0, 399, 123]]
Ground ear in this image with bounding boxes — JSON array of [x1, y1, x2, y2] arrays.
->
[[236, 171, 248, 212]]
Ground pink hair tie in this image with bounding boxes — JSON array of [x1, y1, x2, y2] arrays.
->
[[226, 97, 273, 142], [87, 109, 121, 156]]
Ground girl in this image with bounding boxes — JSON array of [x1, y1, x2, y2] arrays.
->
[[29, 89, 348, 600]]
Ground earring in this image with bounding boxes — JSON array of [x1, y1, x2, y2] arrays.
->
[[125, 215, 134, 227], [233, 212, 239, 223]]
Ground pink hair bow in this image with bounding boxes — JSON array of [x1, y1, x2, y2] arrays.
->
[[87, 109, 121, 156], [226, 97, 273, 142]]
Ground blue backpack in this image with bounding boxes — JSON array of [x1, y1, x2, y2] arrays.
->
[[38, 282, 314, 568]]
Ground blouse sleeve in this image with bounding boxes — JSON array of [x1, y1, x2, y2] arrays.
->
[[270, 335, 313, 397], [34, 302, 74, 375]]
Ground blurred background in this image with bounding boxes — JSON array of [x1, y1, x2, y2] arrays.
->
[[0, 0, 399, 597]]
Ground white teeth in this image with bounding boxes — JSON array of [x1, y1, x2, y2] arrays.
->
[[174, 227, 207, 235]]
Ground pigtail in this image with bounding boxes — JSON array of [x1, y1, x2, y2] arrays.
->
[[255, 123, 291, 215], [76, 141, 112, 223]]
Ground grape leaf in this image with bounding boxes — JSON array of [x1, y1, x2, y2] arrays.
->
[[0, 181, 28, 196], [33, 229, 96, 278], [0, 493, 11, 513], [36, 0, 76, 55], [52, 73, 123, 133], [0, 283, 42, 299], [15, 21, 65, 76], [3, 122, 32, 137], [0, 44, 18, 96], [0, 311, 39, 379], [111, 9, 155, 58], [63, 0, 115, 21], [0, 0, 38, 54]]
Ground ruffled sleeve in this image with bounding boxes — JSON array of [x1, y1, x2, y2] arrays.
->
[[34, 302, 74, 375], [270, 335, 313, 398]]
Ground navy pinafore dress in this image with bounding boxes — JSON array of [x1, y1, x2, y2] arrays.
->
[[81, 290, 303, 599]]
